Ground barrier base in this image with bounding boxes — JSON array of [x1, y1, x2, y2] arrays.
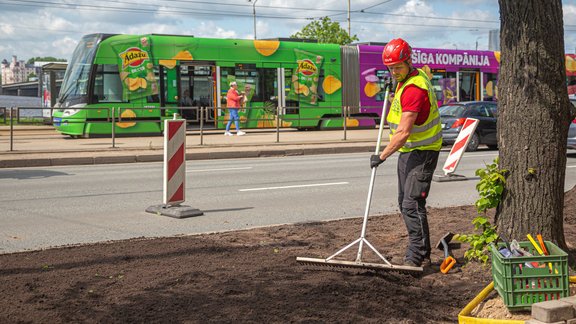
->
[[146, 204, 204, 219], [433, 173, 468, 182]]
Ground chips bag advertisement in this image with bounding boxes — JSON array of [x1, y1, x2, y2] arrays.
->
[[287, 49, 324, 105], [112, 36, 159, 101]]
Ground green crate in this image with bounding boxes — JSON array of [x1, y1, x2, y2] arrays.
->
[[490, 240, 570, 310]]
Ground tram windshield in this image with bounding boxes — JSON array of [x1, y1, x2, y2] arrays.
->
[[57, 34, 100, 107]]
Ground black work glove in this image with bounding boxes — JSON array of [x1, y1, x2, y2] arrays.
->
[[370, 154, 385, 168]]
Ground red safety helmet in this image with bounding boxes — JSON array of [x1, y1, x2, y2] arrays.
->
[[382, 38, 412, 66]]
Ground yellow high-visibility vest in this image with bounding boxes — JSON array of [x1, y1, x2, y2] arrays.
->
[[387, 69, 443, 152]]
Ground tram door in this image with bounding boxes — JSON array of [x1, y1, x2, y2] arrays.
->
[[457, 71, 482, 102], [178, 62, 216, 125]]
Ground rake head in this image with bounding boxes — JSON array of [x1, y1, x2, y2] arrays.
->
[[296, 257, 423, 273]]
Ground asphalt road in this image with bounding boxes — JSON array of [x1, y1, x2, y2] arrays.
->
[[2, 150, 576, 254]]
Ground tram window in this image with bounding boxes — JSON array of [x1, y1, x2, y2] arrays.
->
[[374, 69, 391, 102], [93, 64, 125, 103], [257, 68, 277, 104], [147, 66, 160, 103], [484, 73, 498, 101], [220, 66, 263, 105]]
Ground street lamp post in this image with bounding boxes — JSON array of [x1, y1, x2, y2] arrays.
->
[[476, 36, 483, 50], [249, 0, 259, 40]]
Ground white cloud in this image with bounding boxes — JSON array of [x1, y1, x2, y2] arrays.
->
[[0, 0, 575, 61]]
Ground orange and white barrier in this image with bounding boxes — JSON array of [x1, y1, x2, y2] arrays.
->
[[442, 118, 479, 175], [163, 119, 186, 205]]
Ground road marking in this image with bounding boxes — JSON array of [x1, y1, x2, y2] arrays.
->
[[187, 167, 253, 173], [239, 182, 349, 192], [567, 165, 576, 168]]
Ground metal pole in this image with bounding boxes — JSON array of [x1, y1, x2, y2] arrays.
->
[[252, 0, 258, 40], [9, 107, 14, 151], [200, 106, 204, 146], [347, 0, 351, 36], [111, 107, 116, 148], [343, 105, 347, 141], [276, 105, 280, 143]]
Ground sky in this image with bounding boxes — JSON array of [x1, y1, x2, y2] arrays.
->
[[0, 0, 576, 63]]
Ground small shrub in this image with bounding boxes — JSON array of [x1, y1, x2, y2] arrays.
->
[[455, 157, 507, 264]]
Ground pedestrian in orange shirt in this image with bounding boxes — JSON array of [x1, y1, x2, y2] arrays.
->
[[225, 81, 246, 136]]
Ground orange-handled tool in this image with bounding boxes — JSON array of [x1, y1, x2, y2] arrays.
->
[[436, 232, 456, 274], [440, 256, 457, 274], [536, 234, 549, 255]]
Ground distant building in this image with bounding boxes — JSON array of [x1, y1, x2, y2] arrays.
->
[[1, 55, 36, 85]]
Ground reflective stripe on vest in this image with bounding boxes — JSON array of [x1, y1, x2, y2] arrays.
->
[[388, 116, 441, 133], [386, 69, 443, 152]]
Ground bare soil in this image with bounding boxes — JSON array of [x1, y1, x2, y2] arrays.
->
[[1, 188, 576, 324]]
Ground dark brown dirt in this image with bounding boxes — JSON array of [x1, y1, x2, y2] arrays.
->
[[1, 188, 576, 324]]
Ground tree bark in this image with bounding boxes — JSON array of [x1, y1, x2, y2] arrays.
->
[[497, 0, 571, 251]]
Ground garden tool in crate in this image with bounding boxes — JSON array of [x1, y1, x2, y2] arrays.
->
[[296, 79, 423, 273]]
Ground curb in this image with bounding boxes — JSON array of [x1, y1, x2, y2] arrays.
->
[[0, 143, 377, 168]]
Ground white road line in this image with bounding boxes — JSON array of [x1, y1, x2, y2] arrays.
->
[[239, 182, 349, 192], [186, 167, 253, 173], [567, 165, 576, 168]]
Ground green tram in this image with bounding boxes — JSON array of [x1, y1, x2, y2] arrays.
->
[[53, 33, 353, 137]]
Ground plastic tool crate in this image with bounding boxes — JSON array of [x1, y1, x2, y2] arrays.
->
[[490, 241, 569, 310]]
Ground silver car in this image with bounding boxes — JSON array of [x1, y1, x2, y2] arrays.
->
[[568, 99, 576, 149]]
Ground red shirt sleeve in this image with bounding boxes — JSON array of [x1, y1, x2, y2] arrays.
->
[[400, 85, 430, 126]]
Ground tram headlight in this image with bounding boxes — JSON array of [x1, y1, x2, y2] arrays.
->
[[62, 104, 86, 117], [63, 109, 80, 116]]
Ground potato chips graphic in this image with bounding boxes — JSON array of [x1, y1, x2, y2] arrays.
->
[[364, 82, 380, 97], [159, 59, 176, 69], [566, 55, 576, 72], [322, 75, 342, 95], [128, 77, 141, 91], [345, 117, 359, 127], [116, 108, 137, 128], [295, 84, 310, 96], [485, 81, 494, 97], [286, 49, 323, 105], [253, 40, 280, 57], [172, 50, 193, 61], [112, 36, 158, 101], [494, 51, 501, 63]]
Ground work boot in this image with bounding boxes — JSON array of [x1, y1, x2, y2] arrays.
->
[[403, 259, 420, 267], [421, 258, 432, 268]]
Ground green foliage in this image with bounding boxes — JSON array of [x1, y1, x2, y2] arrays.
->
[[456, 216, 499, 264], [474, 157, 507, 213], [290, 17, 359, 45], [456, 158, 507, 264], [26, 56, 67, 65]]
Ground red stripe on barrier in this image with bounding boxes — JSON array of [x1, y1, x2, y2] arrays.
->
[[169, 183, 184, 203], [167, 144, 184, 180], [463, 119, 476, 129], [444, 160, 457, 171], [451, 134, 470, 153], [168, 120, 184, 141]]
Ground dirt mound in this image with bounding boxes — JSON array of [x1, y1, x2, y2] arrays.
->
[[1, 190, 575, 323]]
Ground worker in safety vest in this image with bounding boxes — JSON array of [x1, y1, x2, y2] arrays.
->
[[370, 38, 443, 268]]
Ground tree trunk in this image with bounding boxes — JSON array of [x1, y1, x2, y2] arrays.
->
[[497, 0, 571, 250]]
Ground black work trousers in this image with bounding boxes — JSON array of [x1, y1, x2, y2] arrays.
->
[[397, 149, 439, 264]]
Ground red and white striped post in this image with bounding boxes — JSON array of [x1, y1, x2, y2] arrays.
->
[[442, 118, 479, 175], [163, 119, 186, 205], [146, 116, 202, 218]]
